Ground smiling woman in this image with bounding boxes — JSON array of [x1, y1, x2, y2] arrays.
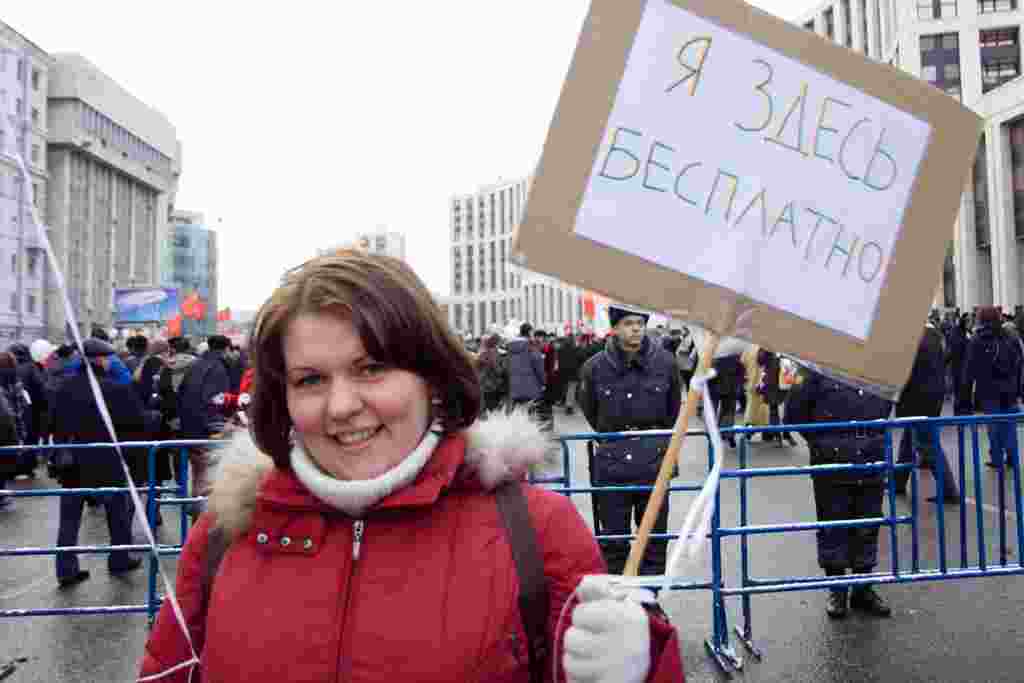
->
[[139, 249, 685, 683]]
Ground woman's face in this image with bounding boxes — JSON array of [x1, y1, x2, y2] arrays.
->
[[283, 311, 432, 481]]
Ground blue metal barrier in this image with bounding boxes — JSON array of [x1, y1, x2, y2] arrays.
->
[[1, 413, 1021, 679], [556, 413, 1024, 677], [0, 439, 222, 622]]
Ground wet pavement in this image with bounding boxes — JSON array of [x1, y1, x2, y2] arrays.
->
[[1, 404, 1023, 681]]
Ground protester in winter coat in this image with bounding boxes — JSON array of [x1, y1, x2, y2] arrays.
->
[[476, 333, 507, 415], [506, 323, 545, 410], [947, 315, 971, 414], [51, 338, 148, 587], [134, 339, 169, 405], [0, 355, 22, 508], [709, 347, 746, 449], [139, 249, 685, 683], [964, 306, 1023, 469], [176, 335, 233, 512], [893, 324, 959, 501], [124, 335, 149, 373], [556, 334, 582, 415], [755, 348, 796, 446]]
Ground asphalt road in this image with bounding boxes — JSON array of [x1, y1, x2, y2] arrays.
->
[[0, 404, 1022, 681]]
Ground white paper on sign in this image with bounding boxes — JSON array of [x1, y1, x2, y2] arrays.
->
[[574, 0, 932, 341]]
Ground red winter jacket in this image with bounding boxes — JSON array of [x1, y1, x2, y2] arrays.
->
[[139, 414, 684, 682]]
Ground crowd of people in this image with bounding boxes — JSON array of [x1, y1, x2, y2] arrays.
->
[[0, 327, 252, 588]]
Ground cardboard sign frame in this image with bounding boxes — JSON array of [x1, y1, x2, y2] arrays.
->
[[514, 0, 982, 393]]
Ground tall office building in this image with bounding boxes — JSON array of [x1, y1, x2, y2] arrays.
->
[[45, 53, 181, 338], [794, 0, 1024, 311], [164, 209, 217, 336], [0, 22, 50, 342], [448, 176, 585, 338], [319, 229, 407, 261]]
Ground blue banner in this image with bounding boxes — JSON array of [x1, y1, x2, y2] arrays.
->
[[113, 288, 179, 324]]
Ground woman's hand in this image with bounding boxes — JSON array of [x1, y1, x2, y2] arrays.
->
[[562, 575, 652, 683]]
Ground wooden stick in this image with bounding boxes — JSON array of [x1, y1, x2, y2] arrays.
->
[[623, 331, 722, 577]]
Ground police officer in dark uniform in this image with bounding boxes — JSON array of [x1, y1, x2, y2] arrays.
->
[[578, 305, 682, 575], [784, 369, 893, 618]]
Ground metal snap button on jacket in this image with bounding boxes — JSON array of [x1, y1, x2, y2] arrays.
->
[[280, 536, 292, 547], [256, 533, 269, 545], [303, 538, 314, 550]]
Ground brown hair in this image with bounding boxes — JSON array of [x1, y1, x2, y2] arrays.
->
[[0, 352, 15, 370], [248, 249, 480, 466], [977, 306, 1002, 325]]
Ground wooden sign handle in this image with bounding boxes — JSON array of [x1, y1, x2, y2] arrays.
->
[[623, 332, 721, 577]]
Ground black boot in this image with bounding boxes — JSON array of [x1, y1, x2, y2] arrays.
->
[[850, 585, 891, 617], [826, 590, 848, 618]]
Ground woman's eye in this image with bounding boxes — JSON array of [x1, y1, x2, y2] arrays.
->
[[359, 363, 388, 377], [294, 374, 323, 388]]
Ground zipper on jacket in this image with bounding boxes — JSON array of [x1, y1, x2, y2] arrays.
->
[[335, 519, 364, 682], [352, 519, 364, 560]]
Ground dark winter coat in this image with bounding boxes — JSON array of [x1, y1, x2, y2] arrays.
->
[[177, 350, 232, 439], [158, 353, 198, 432], [506, 338, 545, 402], [964, 323, 1022, 407], [709, 354, 745, 401], [895, 326, 946, 418], [134, 354, 166, 406], [0, 368, 28, 445], [784, 371, 893, 483], [557, 338, 582, 380], [578, 336, 682, 433], [0, 386, 21, 480], [756, 349, 785, 406], [51, 370, 151, 488], [139, 418, 685, 683]]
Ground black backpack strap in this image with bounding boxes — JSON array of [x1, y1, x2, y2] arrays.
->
[[495, 481, 550, 683]]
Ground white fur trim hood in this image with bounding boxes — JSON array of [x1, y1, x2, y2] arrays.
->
[[207, 408, 556, 542]]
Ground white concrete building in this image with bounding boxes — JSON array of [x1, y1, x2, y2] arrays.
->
[[794, 0, 1024, 314], [46, 53, 181, 338], [320, 229, 407, 261], [449, 176, 586, 338], [0, 22, 51, 343]]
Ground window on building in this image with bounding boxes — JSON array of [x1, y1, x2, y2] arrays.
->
[[501, 300, 508, 323], [975, 137, 990, 247], [454, 304, 463, 331], [26, 294, 34, 314], [30, 145, 38, 163], [1011, 122, 1024, 239], [8, 292, 15, 311], [15, 59, 24, 83], [467, 305, 475, 334], [491, 301, 497, 326], [479, 302, 487, 334], [9, 252, 15, 273], [824, 8, 835, 39], [980, 28, 1021, 93], [979, 0, 1018, 13], [30, 107, 38, 126], [918, 0, 958, 19], [860, 0, 870, 53], [921, 33, 962, 100], [842, 0, 853, 47], [31, 68, 40, 91]]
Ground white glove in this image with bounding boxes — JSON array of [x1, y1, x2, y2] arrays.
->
[[562, 575, 653, 683]]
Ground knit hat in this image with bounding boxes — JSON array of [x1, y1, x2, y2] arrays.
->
[[608, 305, 650, 329], [30, 339, 57, 364], [83, 338, 117, 358]]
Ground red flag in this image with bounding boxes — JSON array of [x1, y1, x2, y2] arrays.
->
[[167, 313, 182, 337], [217, 308, 231, 322]]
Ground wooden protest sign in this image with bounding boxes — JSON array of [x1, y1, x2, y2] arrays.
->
[[514, 0, 983, 577], [515, 0, 982, 395]]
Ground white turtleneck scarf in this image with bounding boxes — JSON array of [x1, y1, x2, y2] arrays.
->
[[289, 429, 441, 518]]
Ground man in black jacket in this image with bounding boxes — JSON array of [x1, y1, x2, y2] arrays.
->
[[177, 335, 231, 511], [894, 324, 959, 501], [785, 370, 893, 619], [51, 338, 147, 587], [578, 305, 682, 575], [964, 306, 1022, 469]]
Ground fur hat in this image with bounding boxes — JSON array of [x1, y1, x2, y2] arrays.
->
[[608, 305, 650, 328]]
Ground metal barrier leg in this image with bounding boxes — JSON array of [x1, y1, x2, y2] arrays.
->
[[705, 442, 742, 675], [972, 425, 987, 571], [734, 437, 763, 660], [958, 425, 968, 569], [147, 446, 159, 627]]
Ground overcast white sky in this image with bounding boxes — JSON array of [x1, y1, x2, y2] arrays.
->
[[4, 0, 811, 313]]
